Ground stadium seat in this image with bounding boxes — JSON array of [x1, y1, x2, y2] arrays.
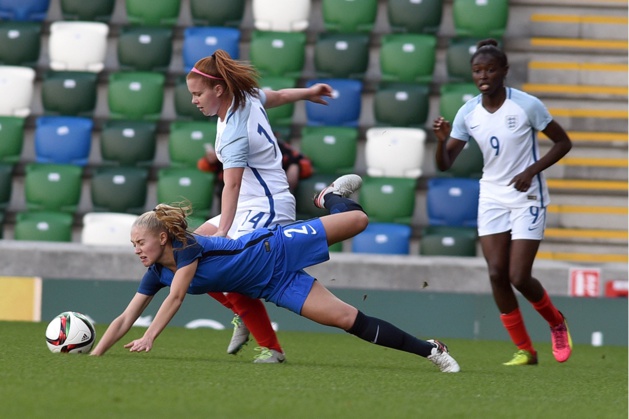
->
[[125, 0, 181, 26], [182, 26, 241, 73], [168, 120, 217, 168], [249, 30, 306, 79], [60, 0, 115, 21], [157, 168, 216, 219], [373, 82, 430, 128], [0, 21, 41, 67], [41, 71, 98, 116], [305, 78, 362, 127], [81, 212, 139, 245], [258, 76, 297, 128], [24, 163, 83, 213], [322, 0, 377, 33], [99, 120, 157, 167], [14, 211, 74, 242], [0, 0, 50, 21], [352, 222, 412, 255], [173, 76, 209, 121], [358, 176, 417, 224], [387, 0, 443, 34], [252, 0, 310, 32], [34, 116, 93, 166], [419, 226, 478, 257], [90, 166, 149, 214], [48, 21, 109, 72], [299, 126, 358, 175], [189, 0, 245, 27], [0, 65, 36, 117], [446, 37, 480, 83], [0, 116, 25, 163], [107, 71, 165, 120], [295, 173, 338, 219], [314, 32, 370, 79], [0, 162, 12, 211], [117, 26, 173, 72], [439, 137, 484, 179], [365, 127, 426, 179], [379, 34, 436, 83], [452, 0, 509, 38], [439, 82, 478, 122], [426, 177, 480, 227]]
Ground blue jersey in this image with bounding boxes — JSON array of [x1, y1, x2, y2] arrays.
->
[[137, 219, 330, 313]]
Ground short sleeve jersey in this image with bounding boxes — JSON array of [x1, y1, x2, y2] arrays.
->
[[214, 89, 291, 199], [450, 87, 553, 208]]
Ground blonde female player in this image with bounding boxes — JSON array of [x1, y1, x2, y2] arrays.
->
[[90, 176, 460, 373], [186, 50, 334, 362], [433, 39, 573, 366]]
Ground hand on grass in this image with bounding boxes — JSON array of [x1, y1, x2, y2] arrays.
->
[[124, 336, 153, 353]]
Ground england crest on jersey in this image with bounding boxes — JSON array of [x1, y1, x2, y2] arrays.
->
[[505, 115, 518, 131]]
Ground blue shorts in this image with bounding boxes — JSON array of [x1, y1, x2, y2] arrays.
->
[[259, 218, 330, 314]]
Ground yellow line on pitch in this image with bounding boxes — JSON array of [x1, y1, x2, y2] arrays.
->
[[548, 108, 628, 119], [547, 179, 628, 191], [529, 62, 628, 72], [531, 38, 628, 50], [531, 14, 628, 25], [537, 251, 628, 263], [523, 84, 627, 96], [545, 228, 628, 240], [539, 131, 627, 142], [547, 204, 628, 215], [557, 157, 628, 167]]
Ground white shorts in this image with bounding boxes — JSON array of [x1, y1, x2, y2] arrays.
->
[[477, 199, 546, 240], [206, 192, 296, 239]]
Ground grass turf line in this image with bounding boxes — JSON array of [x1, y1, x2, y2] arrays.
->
[[1, 321, 627, 419]]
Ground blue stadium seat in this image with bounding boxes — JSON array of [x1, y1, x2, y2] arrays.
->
[[426, 177, 480, 227], [305, 78, 362, 127], [0, 0, 50, 21], [182, 26, 240, 73], [34, 116, 93, 166], [352, 222, 412, 255]]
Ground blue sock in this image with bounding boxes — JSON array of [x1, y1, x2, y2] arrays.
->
[[323, 193, 365, 214]]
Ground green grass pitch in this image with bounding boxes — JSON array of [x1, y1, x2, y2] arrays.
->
[[2, 321, 626, 418]]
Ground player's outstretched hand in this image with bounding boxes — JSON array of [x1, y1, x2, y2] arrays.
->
[[432, 117, 451, 143], [306, 83, 334, 105], [124, 336, 153, 353]]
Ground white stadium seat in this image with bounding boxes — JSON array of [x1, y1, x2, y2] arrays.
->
[[365, 127, 427, 179], [252, 0, 310, 32], [0, 65, 35, 117], [49, 21, 109, 72], [81, 212, 138, 246]]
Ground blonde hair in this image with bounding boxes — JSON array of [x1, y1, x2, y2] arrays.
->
[[133, 202, 194, 247], [186, 49, 259, 112]]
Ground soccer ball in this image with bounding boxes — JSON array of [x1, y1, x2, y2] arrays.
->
[[45, 311, 96, 354]]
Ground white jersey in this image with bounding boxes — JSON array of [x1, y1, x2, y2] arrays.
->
[[212, 89, 295, 238], [450, 87, 553, 208]]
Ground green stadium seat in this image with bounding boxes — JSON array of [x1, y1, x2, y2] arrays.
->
[[440, 137, 484, 179], [0, 116, 25, 163], [90, 166, 149, 214], [446, 37, 479, 83], [322, 0, 377, 33], [168, 120, 217, 168], [419, 226, 478, 257], [173, 76, 209, 121], [387, 0, 443, 34], [157, 168, 216, 219], [249, 30, 306, 79], [0, 162, 12, 211], [439, 82, 478, 122], [14, 211, 74, 242], [189, 0, 245, 27], [125, 0, 181, 26], [0, 21, 41, 67], [452, 0, 509, 38], [258, 76, 297, 128], [373, 82, 430, 128], [299, 126, 357, 175], [295, 173, 337, 219], [359, 176, 417, 224], [60, 0, 115, 21], [314, 32, 370, 79], [24, 163, 83, 213], [379, 34, 437, 83], [41, 71, 98, 116], [117, 26, 173, 72], [99, 120, 157, 167], [108, 71, 165, 120]]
